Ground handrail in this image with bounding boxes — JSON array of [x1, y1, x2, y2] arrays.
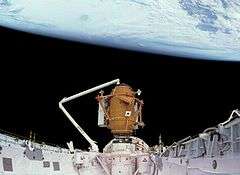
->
[[220, 109, 240, 126]]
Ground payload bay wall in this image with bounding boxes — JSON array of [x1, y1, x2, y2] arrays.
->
[[160, 114, 240, 175], [0, 132, 79, 175]]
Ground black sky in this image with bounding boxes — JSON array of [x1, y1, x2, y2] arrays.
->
[[0, 26, 239, 151]]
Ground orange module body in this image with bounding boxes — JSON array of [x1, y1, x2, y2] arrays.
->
[[97, 84, 144, 136]]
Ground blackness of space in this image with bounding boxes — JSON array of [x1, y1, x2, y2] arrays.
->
[[0, 26, 239, 151]]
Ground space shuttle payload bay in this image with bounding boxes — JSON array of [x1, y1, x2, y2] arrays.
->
[[0, 79, 239, 175]]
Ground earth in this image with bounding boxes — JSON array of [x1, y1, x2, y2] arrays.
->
[[0, 0, 239, 61]]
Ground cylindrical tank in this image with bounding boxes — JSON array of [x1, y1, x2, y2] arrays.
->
[[97, 84, 143, 136]]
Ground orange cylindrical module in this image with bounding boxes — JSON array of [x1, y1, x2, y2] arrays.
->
[[97, 84, 144, 136]]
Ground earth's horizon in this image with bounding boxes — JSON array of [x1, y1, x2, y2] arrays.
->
[[0, 0, 239, 61]]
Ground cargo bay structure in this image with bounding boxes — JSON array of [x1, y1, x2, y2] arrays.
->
[[0, 79, 239, 175]]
